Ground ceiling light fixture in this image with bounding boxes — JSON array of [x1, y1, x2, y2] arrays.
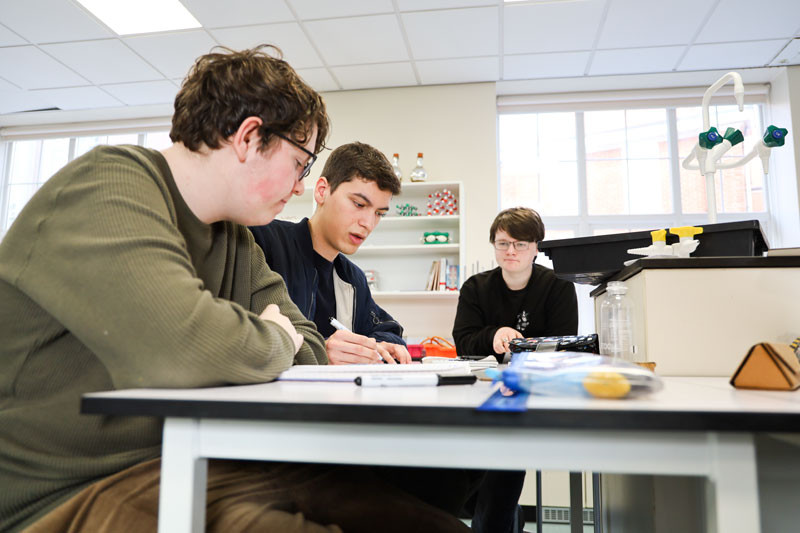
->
[[75, 0, 201, 36]]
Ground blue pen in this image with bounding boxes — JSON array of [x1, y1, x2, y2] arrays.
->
[[329, 317, 386, 363]]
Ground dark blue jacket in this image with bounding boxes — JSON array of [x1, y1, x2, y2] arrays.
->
[[249, 218, 405, 345]]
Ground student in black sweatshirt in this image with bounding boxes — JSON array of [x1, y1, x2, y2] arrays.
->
[[453, 206, 578, 533]]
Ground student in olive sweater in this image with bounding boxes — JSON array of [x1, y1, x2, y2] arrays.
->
[[453, 207, 578, 533], [0, 46, 468, 533]]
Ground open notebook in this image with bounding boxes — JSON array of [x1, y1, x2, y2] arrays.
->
[[277, 362, 472, 382]]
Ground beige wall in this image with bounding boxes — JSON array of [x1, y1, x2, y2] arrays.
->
[[319, 82, 499, 270]]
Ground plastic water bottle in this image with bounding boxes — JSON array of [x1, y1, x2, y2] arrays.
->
[[391, 153, 402, 181], [599, 281, 635, 362], [410, 153, 427, 182]]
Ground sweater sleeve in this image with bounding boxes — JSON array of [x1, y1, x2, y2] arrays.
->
[[452, 276, 499, 356], [9, 149, 310, 389]]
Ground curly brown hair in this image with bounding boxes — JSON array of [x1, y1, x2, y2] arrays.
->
[[490, 207, 545, 244], [170, 45, 329, 155], [321, 142, 401, 195]]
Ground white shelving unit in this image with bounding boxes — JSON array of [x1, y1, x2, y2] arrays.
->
[[351, 181, 465, 295]]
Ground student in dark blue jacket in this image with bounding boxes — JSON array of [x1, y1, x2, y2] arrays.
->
[[250, 141, 411, 364]]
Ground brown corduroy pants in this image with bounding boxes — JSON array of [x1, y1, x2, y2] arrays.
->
[[24, 458, 471, 533]]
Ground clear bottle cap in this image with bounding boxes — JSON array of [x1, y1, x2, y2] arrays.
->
[[607, 281, 628, 293]]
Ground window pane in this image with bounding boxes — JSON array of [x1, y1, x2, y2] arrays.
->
[[626, 108, 669, 159], [9, 140, 40, 184], [499, 112, 578, 215], [585, 110, 626, 159], [628, 159, 672, 214], [4, 183, 39, 229], [107, 133, 139, 145], [38, 138, 70, 184], [540, 161, 578, 216], [144, 131, 172, 150], [75, 136, 105, 158], [587, 160, 627, 214]]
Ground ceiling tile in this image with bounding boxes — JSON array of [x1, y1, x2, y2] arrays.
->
[[679, 40, 787, 71], [598, 0, 715, 49], [696, 0, 800, 43], [397, 0, 495, 10], [32, 86, 123, 110], [771, 39, 800, 66], [0, 46, 88, 89], [589, 46, 685, 76], [41, 40, 163, 85], [402, 7, 498, 60], [124, 30, 219, 79], [0, 78, 50, 113], [289, 0, 394, 20], [180, 0, 294, 28], [0, 23, 26, 46], [331, 62, 416, 90], [305, 15, 408, 65], [210, 23, 322, 68], [504, 52, 591, 80], [416, 56, 499, 85], [504, 1, 606, 55], [296, 67, 340, 92], [0, 0, 112, 43], [102, 80, 180, 106]]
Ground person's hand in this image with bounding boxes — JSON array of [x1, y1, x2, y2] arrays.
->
[[377, 342, 412, 364], [325, 329, 383, 365], [259, 304, 303, 354], [492, 327, 523, 355]]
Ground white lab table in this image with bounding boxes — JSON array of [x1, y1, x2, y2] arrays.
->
[[81, 377, 800, 533]]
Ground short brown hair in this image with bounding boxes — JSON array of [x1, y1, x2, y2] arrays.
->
[[170, 45, 329, 155], [490, 207, 545, 243], [321, 142, 401, 195]]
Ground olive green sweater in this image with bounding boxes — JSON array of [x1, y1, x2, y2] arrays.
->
[[0, 145, 327, 531]]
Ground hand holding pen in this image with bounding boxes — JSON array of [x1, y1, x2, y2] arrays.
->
[[327, 317, 394, 365]]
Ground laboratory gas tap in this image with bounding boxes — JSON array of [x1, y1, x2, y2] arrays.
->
[[680, 71, 789, 224]]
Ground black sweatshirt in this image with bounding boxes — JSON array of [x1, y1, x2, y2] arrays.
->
[[452, 265, 578, 356]]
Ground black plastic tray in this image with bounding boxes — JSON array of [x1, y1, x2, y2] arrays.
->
[[538, 220, 769, 285]]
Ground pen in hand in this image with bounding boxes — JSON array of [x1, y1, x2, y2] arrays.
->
[[329, 317, 387, 363]]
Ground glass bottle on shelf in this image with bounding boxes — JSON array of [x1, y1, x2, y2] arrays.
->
[[410, 153, 427, 182], [391, 153, 403, 182]]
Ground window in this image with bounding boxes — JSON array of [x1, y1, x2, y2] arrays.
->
[[499, 103, 767, 238], [499, 101, 768, 335], [0, 130, 170, 235]]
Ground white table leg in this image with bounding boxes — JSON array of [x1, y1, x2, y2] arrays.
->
[[708, 433, 760, 533], [158, 418, 207, 533]]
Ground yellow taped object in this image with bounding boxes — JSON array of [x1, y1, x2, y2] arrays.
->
[[583, 371, 632, 399], [669, 225, 703, 239]]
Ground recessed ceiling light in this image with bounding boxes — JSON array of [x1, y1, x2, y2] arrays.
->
[[75, 0, 201, 36]]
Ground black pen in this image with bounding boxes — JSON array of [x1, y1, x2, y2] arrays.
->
[[354, 374, 477, 387]]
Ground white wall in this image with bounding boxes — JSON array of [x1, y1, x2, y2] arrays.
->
[[320, 82, 499, 271], [766, 66, 800, 247]]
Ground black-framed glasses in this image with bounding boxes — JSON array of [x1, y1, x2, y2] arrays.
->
[[270, 130, 317, 180], [493, 240, 531, 251]]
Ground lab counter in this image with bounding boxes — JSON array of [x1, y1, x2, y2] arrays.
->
[[590, 256, 800, 377]]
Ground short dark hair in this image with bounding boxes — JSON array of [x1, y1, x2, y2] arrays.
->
[[320, 142, 401, 195], [170, 45, 329, 155], [489, 207, 545, 243]]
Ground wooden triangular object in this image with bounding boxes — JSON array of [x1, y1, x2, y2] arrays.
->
[[731, 342, 800, 390]]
